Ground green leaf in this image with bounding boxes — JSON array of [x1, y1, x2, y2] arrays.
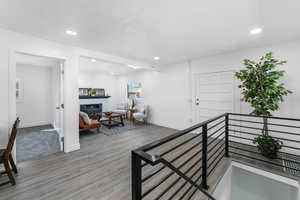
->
[[235, 52, 292, 117]]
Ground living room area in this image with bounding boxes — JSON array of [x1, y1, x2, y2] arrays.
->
[[1, 1, 300, 200], [78, 56, 149, 137]]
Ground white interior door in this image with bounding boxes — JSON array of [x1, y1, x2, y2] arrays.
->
[[53, 62, 64, 150], [59, 63, 64, 150], [192, 71, 235, 124]]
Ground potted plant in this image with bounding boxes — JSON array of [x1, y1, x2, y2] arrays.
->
[[91, 89, 97, 96], [87, 88, 92, 96], [235, 52, 292, 159]]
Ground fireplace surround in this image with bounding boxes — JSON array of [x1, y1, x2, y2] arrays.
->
[[80, 103, 102, 120]]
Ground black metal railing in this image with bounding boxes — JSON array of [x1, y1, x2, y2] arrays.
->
[[228, 113, 300, 175], [132, 113, 300, 200]]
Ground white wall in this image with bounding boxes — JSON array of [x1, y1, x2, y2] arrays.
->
[[16, 64, 53, 128], [190, 40, 300, 118], [78, 72, 122, 111], [119, 40, 300, 131], [0, 27, 143, 152], [0, 28, 80, 153], [119, 62, 191, 130]]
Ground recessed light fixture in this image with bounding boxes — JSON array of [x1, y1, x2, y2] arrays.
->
[[128, 64, 138, 69], [111, 72, 115, 75], [91, 58, 96, 63], [65, 29, 78, 36], [250, 27, 263, 35], [153, 56, 160, 60]]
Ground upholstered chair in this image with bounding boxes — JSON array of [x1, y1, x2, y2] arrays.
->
[[132, 104, 148, 124]]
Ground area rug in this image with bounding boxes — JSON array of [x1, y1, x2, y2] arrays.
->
[[16, 125, 61, 163], [101, 120, 145, 136]]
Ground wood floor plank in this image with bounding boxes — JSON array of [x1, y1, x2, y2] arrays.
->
[[0, 125, 177, 200], [2, 124, 285, 200]]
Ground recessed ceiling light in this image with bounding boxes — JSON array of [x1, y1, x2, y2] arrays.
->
[[250, 27, 263, 35], [65, 29, 78, 36], [153, 56, 160, 60], [128, 65, 138, 69], [91, 58, 96, 62], [111, 72, 115, 75]]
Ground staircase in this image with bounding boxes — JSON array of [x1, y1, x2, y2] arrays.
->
[[132, 113, 300, 200]]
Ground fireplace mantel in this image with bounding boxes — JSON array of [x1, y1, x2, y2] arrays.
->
[[79, 96, 111, 99]]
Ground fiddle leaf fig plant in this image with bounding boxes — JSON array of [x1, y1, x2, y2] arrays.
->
[[235, 52, 292, 158]]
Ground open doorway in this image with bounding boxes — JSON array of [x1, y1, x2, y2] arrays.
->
[[15, 53, 64, 163]]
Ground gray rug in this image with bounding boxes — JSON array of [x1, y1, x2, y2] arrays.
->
[[16, 125, 61, 163], [80, 120, 145, 136]]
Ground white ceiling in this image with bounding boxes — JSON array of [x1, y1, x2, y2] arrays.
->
[[16, 53, 62, 68], [1, 0, 300, 65], [79, 56, 141, 75]]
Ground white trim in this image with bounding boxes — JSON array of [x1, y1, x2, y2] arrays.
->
[[8, 50, 70, 153], [19, 121, 53, 128], [232, 161, 300, 187], [8, 49, 17, 161], [64, 143, 80, 153]]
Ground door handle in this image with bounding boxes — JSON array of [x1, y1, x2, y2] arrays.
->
[[56, 107, 60, 110], [195, 98, 200, 106]]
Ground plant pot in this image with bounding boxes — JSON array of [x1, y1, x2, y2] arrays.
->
[[257, 143, 278, 159], [254, 135, 282, 159]]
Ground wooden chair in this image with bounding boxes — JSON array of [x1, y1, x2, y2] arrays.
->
[[79, 114, 101, 133], [0, 118, 20, 185]]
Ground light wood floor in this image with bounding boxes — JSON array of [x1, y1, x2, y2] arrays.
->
[[0, 125, 179, 200], [1, 123, 297, 200]]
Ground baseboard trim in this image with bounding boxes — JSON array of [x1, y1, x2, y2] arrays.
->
[[149, 121, 179, 131], [65, 143, 80, 153], [20, 121, 52, 128]]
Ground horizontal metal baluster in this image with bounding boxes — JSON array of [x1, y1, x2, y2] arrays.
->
[[230, 151, 300, 172], [207, 143, 225, 163], [166, 166, 202, 200], [208, 131, 225, 146], [207, 137, 225, 154], [229, 118, 300, 129], [142, 133, 202, 168], [230, 145, 300, 166], [208, 119, 225, 131], [208, 125, 225, 138], [229, 129, 300, 143], [229, 124, 300, 136], [142, 142, 202, 182], [142, 148, 202, 197], [208, 153, 226, 177], [153, 162, 202, 200]]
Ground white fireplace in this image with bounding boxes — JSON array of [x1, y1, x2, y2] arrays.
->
[[79, 97, 110, 112]]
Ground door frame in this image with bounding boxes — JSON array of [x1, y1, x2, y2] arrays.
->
[[8, 50, 66, 161], [52, 62, 65, 151], [191, 70, 237, 124]]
